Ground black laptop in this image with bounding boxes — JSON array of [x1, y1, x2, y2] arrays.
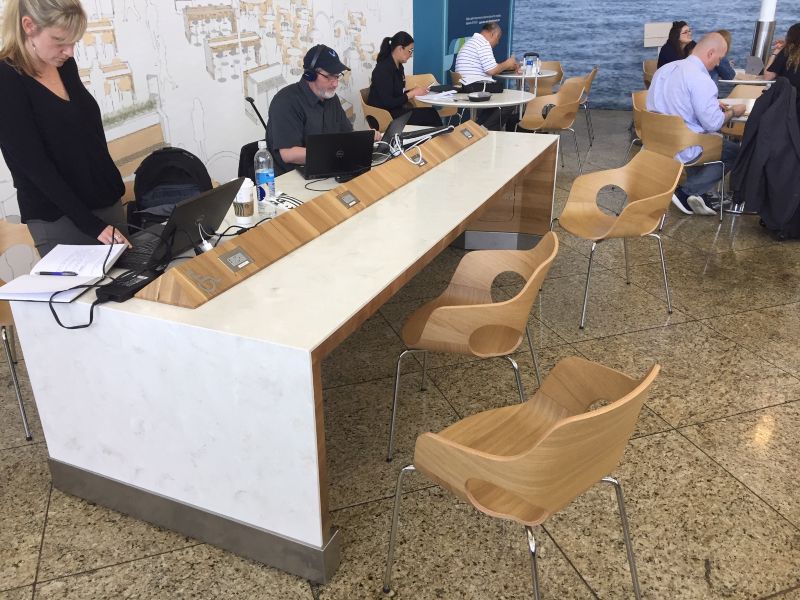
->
[[116, 177, 244, 270], [297, 130, 374, 180]]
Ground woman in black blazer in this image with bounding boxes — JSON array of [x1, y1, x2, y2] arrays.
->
[[367, 31, 442, 127]]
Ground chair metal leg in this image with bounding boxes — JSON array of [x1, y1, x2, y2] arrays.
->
[[2, 326, 31, 441], [419, 351, 428, 391], [568, 128, 583, 174], [579, 242, 597, 329], [623, 238, 631, 284], [647, 233, 672, 315], [602, 476, 642, 600], [6, 325, 18, 364], [504, 355, 526, 403], [583, 102, 594, 146], [387, 349, 418, 462], [525, 325, 541, 387], [718, 163, 726, 223], [383, 464, 416, 594], [658, 212, 667, 233], [525, 526, 542, 600], [622, 138, 639, 165]]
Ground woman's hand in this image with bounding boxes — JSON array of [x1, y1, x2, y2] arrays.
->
[[406, 86, 428, 99], [773, 38, 785, 53], [97, 224, 130, 247]]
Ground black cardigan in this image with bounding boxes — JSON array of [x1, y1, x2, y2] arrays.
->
[[0, 58, 124, 237], [367, 57, 409, 113]]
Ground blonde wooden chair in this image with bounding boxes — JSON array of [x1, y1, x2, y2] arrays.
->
[[359, 87, 392, 131], [535, 60, 563, 96], [387, 232, 559, 461], [643, 59, 658, 89], [623, 90, 649, 163], [555, 149, 683, 328], [449, 70, 462, 86], [579, 66, 599, 145], [720, 85, 763, 140], [640, 109, 726, 221], [383, 356, 660, 599], [0, 220, 37, 441], [517, 78, 585, 174], [405, 73, 457, 121]]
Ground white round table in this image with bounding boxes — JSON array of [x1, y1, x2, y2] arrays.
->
[[416, 89, 534, 122], [495, 69, 559, 95]]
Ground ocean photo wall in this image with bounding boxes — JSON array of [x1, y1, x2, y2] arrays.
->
[[512, 0, 797, 109]]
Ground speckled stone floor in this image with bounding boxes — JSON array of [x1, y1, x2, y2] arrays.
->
[[2, 110, 799, 599]]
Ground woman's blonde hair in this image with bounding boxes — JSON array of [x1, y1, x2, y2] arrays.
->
[[0, 0, 87, 77]]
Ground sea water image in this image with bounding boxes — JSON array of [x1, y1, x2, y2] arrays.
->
[[512, 0, 797, 109]]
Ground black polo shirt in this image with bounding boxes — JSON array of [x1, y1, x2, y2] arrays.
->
[[266, 79, 353, 175]]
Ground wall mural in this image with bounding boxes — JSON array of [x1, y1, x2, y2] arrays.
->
[[0, 0, 411, 278]]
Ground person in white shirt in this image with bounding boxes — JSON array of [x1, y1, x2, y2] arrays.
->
[[454, 21, 518, 129]]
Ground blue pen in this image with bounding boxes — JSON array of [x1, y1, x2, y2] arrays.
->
[[36, 271, 78, 276]]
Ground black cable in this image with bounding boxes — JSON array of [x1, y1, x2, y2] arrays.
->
[[304, 178, 337, 192]]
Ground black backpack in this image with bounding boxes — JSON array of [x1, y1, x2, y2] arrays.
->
[[130, 147, 212, 229]]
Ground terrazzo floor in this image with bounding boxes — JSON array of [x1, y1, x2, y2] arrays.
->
[[2, 110, 799, 599]]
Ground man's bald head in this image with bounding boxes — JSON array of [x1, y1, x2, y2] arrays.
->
[[692, 32, 728, 69]]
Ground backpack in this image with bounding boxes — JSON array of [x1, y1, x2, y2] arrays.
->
[[130, 147, 212, 229]]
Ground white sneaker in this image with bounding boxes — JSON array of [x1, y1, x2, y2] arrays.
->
[[671, 193, 693, 215], [687, 194, 717, 216]]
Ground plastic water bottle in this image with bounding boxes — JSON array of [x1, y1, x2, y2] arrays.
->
[[254, 140, 276, 218]]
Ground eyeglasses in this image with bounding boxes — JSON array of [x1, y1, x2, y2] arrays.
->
[[404, 46, 414, 55], [680, 28, 692, 35], [316, 70, 344, 81]]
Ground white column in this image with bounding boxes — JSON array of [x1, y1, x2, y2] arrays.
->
[[759, 0, 777, 21]]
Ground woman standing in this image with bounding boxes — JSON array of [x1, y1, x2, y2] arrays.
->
[[0, 0, 128, 256], [764, 23, 800, 93], [367, 31, 442, 127], [658, 21, 695, 67]]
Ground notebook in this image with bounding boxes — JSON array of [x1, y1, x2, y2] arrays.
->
[[0, 243, 127, 302]]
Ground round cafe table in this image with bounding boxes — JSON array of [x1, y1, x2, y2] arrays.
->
[[415, 88, 534, 122], [494, 69, 559, 96]]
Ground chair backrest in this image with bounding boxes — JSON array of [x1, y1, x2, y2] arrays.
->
[[415, 357, 660, 525], [640, 109, 722, 165], [726, 84, 764, 100], [643, 59, 658, 88], [0, 219, 35, 257], [536, 60, 563, 95], [519, 81, 584, 131], [582, 66, 598, 98], [405, 73, 437, 89], [359, 87, 393, 131], [449, 71, 462, 85], [631, 90, 648, 139]]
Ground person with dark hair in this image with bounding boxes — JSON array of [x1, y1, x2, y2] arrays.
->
[[658, 21, 695, 67], [0, 0, 129, 256], [367, 31, 442, 127], [764, 23, 800, 93]]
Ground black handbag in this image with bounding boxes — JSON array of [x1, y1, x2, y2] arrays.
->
[[460, 80, 503, 94]]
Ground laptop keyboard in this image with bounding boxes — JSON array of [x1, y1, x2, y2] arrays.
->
[[115, 231, 166, 271]]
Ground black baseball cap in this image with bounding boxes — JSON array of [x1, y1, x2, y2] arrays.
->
[[304, 44, 350, 75]]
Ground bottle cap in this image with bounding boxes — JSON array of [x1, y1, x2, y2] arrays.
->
[[258, 140, 267, 149]]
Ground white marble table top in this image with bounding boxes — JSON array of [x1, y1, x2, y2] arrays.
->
[[416, 89, 534, 109], [494, 69, 558, 80], [73, 132, 557, 353]]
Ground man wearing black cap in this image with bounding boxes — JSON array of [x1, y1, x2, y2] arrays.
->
[[267, 44, 373, 176]]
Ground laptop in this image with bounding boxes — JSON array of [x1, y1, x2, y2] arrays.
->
[[297, 130, 374, 180], [116, 177, 244, 270], [379, 112, 454, 157], [745, 55, 765, 75]]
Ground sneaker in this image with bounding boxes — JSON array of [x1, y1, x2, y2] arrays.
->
[[687, 194, 717, 216], [671, 189, 693, 215]]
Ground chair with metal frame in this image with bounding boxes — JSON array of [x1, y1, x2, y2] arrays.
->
[[449, 70, 463, 86], [534, 60, 563, 96], [359, 87, 393, 131], [383, 356, 660, 600], [386, 232, 559, 462], [555, 149, 683, 329], [516, 78, 585, 174], [405, 73, 458, 122], [578, 66, 599, 146], [640, 109, 727, 222], [0, 219, 38, 441], [623, 90, 649, 164], [643, 59, 657, 89], [720, 84, 763, 140]]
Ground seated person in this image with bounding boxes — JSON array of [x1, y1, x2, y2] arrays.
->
[[367, 31, 442, 127], [710, 29, 736, 84], [658, 21, 695, 67], [647, 33, 746, 215], [454, 21, 518, 130], [266, 44, 379, 176], [764, 23, 800, 93]]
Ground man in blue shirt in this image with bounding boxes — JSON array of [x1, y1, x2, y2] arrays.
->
[[647, 33, 746, 215]]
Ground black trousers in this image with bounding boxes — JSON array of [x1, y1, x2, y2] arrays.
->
[[391, 106, 443, 127]]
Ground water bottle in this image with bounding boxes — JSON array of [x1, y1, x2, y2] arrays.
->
[[254, 140, 276, 218]]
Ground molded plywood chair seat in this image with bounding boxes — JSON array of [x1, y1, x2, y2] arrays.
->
[[535, 60, 563, 96], [721, 85, 763, 140], [643, 59, 657, 89], [517, 78, 585, 174], [387, 232, 560, 461], [0, 220, 37, 441], [405, 73, 456, 119], [359, 87, 392, 131], [556, 149, 683, 328], [383, 356, 660, 599], [640, 109, 726, 221], [624, 90, 649, 163]]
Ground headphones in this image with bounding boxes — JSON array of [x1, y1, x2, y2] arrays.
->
[[302, 45, 324, 81]]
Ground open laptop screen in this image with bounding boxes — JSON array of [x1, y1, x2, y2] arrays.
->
[[300, 130, 374, 179]]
